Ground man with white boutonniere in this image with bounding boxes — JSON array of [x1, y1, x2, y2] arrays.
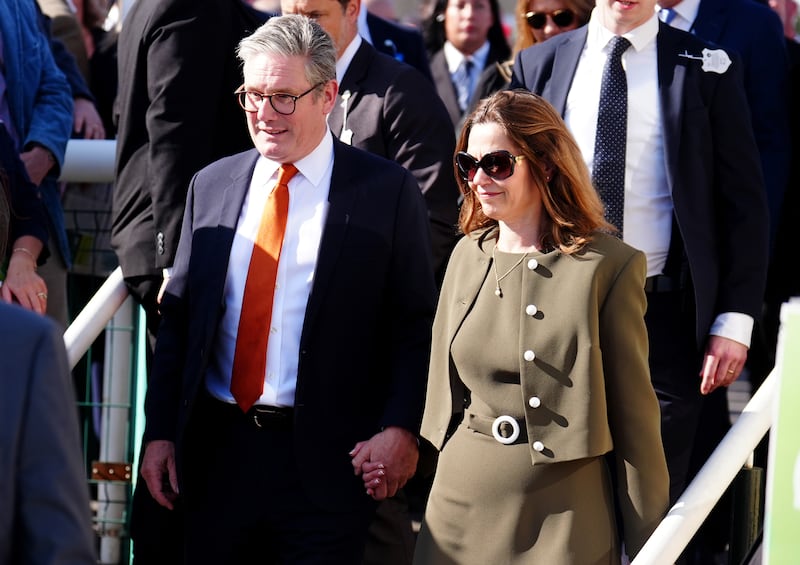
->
[[509, 0, 769, 556]]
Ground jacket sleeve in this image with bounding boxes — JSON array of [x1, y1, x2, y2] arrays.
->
[[600, 249, 669, 558]]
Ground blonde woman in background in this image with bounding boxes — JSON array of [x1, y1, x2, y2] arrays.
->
[[473, 0, 593, 100]]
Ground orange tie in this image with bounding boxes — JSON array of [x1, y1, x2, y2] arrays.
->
[[230, 163, 298, 412]]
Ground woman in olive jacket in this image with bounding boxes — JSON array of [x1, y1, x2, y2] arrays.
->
[[414, 90, 669, 564]]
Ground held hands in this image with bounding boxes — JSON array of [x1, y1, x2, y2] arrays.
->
[[141, 440, 180, 510], [350, 426, 419, 501], [699, 335, 748, 395]]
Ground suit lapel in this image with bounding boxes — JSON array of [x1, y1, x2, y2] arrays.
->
[[329, 42, 372, 138], [444, 234, 493, 348], [690, 0, 723, 41], [545, 28, 587, 115], [301, 138, 359, 333], [656, 24, 687, 192]]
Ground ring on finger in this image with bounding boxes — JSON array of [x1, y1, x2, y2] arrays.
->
[[726, 369, 735, 374], [36, 292, 48, 299]]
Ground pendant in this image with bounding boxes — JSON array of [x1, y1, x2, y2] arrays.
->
[[495, 286, 502, 298]]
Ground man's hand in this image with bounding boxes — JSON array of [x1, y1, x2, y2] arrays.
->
[[350, 426, 419, 501], [73, 98, 106, 140], [19, 146, 55, 186], [141, 440, 179, 510], [699, 335, 749, 394]]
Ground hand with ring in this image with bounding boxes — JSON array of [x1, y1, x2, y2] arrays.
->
[[1, 240, 48, 314]]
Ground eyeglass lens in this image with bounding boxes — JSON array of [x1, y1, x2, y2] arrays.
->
[[525, 9, 574, 30], [456, 151, 518, 181], [238, 92, 300, 115]]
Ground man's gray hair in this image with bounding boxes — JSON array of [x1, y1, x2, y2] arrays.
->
[[237, 15, 336, 88]]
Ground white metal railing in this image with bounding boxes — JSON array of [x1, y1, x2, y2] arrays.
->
[[633, 371, 775, 564], [60, 138, 777, 564], [63, 266, 128, 369]]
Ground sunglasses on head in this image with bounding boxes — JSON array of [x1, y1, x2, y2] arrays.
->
[[524, 9, 575, 30], [455, 150, 526, 182]]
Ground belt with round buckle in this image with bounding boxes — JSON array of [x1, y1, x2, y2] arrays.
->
[[491, 415, 521, 445]]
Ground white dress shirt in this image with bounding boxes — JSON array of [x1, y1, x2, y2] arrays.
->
[[443, 40, 490, 98], [206, 132, 334, 406], [565, 8, 753, 346], [657, 0, 700, 32]]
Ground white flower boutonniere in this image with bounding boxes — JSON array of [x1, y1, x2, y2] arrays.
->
[[678, 48, 732, 74]]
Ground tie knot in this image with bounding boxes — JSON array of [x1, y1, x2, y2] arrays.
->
[[277, 163, 298, 186], [608, 36, 631, 60], [659, 7, 676, 24]]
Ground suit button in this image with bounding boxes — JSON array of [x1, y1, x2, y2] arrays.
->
[[523, 350, 535, 362], [532, 441, 544, 452], [525, 304, 538, 316], [527, 258, 539, 270], [528, 396, 541, 408]]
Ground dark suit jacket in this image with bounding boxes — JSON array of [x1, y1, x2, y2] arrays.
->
[[328, 40, 460, 280], [367, 12, 433, 82], [112, 0, 267, 280], [143, 137, 437, 512], [0, 303, 96, 565], [511, 23, 769, 348], [429, 45, 509, 129], [690, 0, 790, 250]]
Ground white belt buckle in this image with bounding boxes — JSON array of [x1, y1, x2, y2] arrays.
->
[[491, 415, 520, 445]]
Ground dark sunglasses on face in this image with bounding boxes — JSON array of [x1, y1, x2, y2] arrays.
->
[[524, 9, 575, 30], [455, 150, 526, 182]]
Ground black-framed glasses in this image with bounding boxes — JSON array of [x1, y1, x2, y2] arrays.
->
[[455, 150, 526, 182], [234, 83, 324, 115], [524, 9, 575, 30]]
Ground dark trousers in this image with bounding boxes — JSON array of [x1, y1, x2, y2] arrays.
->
[[182, 395, 375, 565], [645, 289, 705, 505], [126, 274, 186, 565]]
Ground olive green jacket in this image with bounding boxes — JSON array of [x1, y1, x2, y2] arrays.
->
[[421, 227, 669, 557]]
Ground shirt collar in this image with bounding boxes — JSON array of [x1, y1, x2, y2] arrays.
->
[[587, 6, 659, 53], [337, 34, 363, 83], [657, 0, 700, 27], [443, 40, 490, 73], [257, 129, 335, 189]]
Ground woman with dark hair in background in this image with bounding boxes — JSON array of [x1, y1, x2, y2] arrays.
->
[[421, 0, 510, 129]]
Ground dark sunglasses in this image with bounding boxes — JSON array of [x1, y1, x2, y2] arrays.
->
[[524, 9, 575, 30], [455, 150, 526, 182]]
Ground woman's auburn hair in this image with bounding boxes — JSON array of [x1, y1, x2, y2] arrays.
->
[[455, 89, 613, 254]]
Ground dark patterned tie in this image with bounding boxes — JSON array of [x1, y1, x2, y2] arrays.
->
[[592, 36, 631, 236]]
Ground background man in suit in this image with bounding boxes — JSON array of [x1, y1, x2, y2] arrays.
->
[[0, 301, 97, 565], [510, 0, 769, 555], [655, 1, 790, 556], [139, 14, 436, 564], [111, 1, 267, 562], [358, 7, 434, 81], [281, 0, 461, 284]]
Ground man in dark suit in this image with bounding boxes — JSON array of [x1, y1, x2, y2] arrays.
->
[[281, 0, 461, 285], [111, 1, 267, 562], [510, 0, 768, 533], [0, 301, 97, 565], [139, 14, 436, 564], [359, 9, 434, 81], [113, 0, 267, 342], [657, 0, 789, 249]]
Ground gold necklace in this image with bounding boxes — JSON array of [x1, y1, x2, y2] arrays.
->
[[492, 246, 527, 298]]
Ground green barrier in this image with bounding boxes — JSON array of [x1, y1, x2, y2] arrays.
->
[[763, 299, 800, 563]]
